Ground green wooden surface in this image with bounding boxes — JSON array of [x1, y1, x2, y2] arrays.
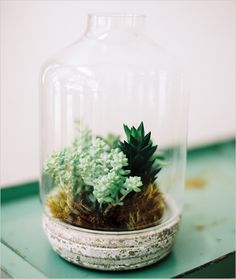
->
[[1, 140, 235, 278]]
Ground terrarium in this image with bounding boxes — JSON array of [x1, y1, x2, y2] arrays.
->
[[40, 14, 187, 270]]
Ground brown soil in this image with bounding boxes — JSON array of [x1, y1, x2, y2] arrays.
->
[[47, 183, 165, 231]]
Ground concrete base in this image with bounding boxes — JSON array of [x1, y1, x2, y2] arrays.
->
[[43, 195, 180, 271]]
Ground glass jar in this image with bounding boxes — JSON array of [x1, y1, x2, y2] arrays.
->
[[40, 14, 188, 269]]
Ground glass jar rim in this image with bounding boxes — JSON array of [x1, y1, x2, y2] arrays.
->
[[88, 13, 146, 18]]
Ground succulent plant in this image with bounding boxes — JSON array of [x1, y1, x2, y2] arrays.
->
[[119, 122, 162, 185], [44, 121, 142, 209], [77, 137, 142, 206]]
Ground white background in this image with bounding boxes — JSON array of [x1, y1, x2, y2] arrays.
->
[[0, 0, 235, 187]]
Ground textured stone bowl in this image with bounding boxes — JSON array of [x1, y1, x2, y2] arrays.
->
[[43, 195, 180, 271]]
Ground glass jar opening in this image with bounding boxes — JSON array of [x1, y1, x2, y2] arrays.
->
[[86, 13, 146, 34]]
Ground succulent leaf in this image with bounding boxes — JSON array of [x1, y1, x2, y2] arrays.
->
[[123, 124, 131, 140]]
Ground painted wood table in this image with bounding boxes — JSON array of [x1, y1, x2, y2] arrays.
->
[[1, 141, 235, 278]]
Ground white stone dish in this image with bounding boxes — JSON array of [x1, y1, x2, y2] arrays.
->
[[43, 194, 180, 271]]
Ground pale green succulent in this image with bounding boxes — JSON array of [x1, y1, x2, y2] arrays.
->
[[80, 141, 142, 206], [43, 146, 84, 196]]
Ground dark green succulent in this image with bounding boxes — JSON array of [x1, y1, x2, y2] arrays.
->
[[119, 122, 162, 185]]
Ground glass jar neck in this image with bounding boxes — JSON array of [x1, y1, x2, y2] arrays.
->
[[85, 14, 146, 37]]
